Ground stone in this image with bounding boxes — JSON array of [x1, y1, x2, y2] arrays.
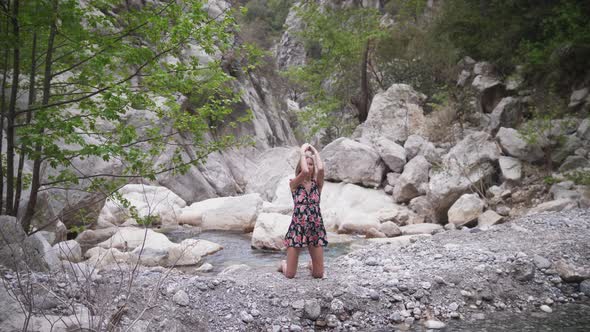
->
[[424, 320, 446, 329], [533, 255, 551, 270], [245, 147, 299, 201], [196, 263, 213, 272], [428, 132, 500, 221], [330, 299, 345, 314], [555, 260, 590, 282], [558, 156, 589, 172], [53, 240, 82, 263], [386, 172, 401, 187], [449, 302, 459, 311], [369, 290, 380, 300], [409, 196, 435, 222], [379, 221, 401, 237], [373, 137, 407, 173], [457, 70, 470, 87], [304, 300, 321, 320], [179, 193, 263, 232], [403, 135, 439, 163], [321, 138, 385, 187], [477, 210, 503, 229], [251, 213, 291, 250], [365, 227, 386, 238], [568, 88, 589, 108], [98, 227, 176, 251], [577, 118, 590, 141], [0, 216, 26, 246], [499, 156, 522, 181], [392, 156, 430, 203], [514, 262, 535, 281], [527, 199, 579, 215], [540, 305, 552, 313], [353, 84, 427, 143], [240, 310, 254, 323], [173, 290, 189, 306], [97, 184, 186, 227], [489, 97, 524, 131], [496, 127, 544, 163], [580, 280, 590, 295], [448, 193, 485, 226], [400, 223, 442, 235], [166, 239, 222, 266]]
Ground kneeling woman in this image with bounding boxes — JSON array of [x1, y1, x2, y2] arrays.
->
[[279, 143, 328, 278]]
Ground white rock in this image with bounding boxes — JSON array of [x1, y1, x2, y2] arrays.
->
[[251, 213, 291, 250], [448, 193, 485, 226], [53, 240, 82, 263], [499, 156, 522, 181], [392, 156, 430, 203], [97, 227, 176, 251], [424, 320, 446, 329], [97, 184, 186, 227], [321, 137, 385, 187], [400, 224, 442, 235], [179, 193, 262, 232], [354, 84, 427, 143], [373, 137, 406, 173], [496, 127, 544, 163], [527, 199, 579, 215], [477, 210, 503, 229]]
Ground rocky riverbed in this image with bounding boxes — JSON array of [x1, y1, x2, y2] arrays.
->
[[2, 209, 590, 331]]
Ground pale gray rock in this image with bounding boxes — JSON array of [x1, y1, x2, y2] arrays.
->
[[555, 260, 590, 282], [424, 320, 446, 329], [392, 156, 430, 203], [409, 196, 435, 223], [386, 172, 401, 187], [448, 193, 485, 226], [457, 70, 471, 87], [473, 62, 495, 76], [403, 135, 439, 163], [489, 97, 524, 131], [533, 255, 551, 269], [321, 137, 385, 187], [251, 213, 291, 250], [373, 137, 406, 172], [330, 299, 345, 314], [245, 147, 299, 201], [276, 3, 306, 70], [580, 280, 590, 295], [379, 221, 402, 237], [0, 216, 26, 247], [400, 223, 442, 235], [496, 127, 544, 163], [499, 156, 522, 181], [577, 119, 590, 141], [353, 84, 427, 143], [365, 227, 386, 238], [559, 156, 589, 172], [173, 290, 189, 306], [53, 240, 82, 263], [527, 199, 579, 215], [304, 300, 321, 320], [568, 88, 589, 108], [477, 210, 503, 229]]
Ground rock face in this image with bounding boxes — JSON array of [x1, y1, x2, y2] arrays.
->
[[321, 138, 385, 187], [403, 135, 439, 163], [354, 84, 427, 143], [275, 3, 306, 70], [489, 97, 524, 131], [428, 132, 500, 221], [251, 213, 291, 250], [97, 184, 186, 228], [179, 194, 263, 232], [245, 147, 299, 201]]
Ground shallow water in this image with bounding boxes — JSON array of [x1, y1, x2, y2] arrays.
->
[[166, 230, 356, 273]]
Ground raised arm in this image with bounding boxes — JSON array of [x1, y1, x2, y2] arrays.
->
[[309, 145, 324, 193], [289, 143, 311, 192]]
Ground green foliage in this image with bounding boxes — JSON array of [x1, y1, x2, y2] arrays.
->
[[434, 0, 590, 86], [1, 0, 259, 221], [286, 3, 387, 139]]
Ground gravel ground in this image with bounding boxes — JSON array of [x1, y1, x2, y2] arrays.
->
[[2, 209, 590, 331]]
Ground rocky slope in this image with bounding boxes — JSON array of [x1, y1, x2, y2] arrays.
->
[[1, 209, 589, 331]]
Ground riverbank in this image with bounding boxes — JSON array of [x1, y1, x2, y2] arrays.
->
[[2, 209, 589, 331]]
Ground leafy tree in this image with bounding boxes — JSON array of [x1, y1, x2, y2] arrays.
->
[[0, 0, 251, 231], [286, 2, 387, 139]]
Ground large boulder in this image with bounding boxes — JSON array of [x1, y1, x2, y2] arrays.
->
[[97, 227, 177, 251], [392, 156, 430, 203], [251, 213, 291, 250], [372, 137, 407, 173], [166, 239, 223, 266], [577, 118, 590, 141], [527, 199, 579, 215], [53, 240, 82, 263], [179, 193, 263, 232], [489, 97, 525, 132], [447, 193, 485, 226], [353, 84, 427, 143], [471, 65, 506, 114], [97, 184, 186, 228], [427, 132, 500, 221], [496, 127, 544, 163], [321, 137, 385, 187], [498, 156, 522, 182]]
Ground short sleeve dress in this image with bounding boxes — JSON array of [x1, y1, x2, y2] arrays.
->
[[284, 179, 328, 247]]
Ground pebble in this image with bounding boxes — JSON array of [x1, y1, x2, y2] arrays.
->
[[390, 311, 402, 323], [292, 300, 304, 310], [461, 290, 473, 297], [545, 298, 554, 305], [424, 320, 446, 329], [330, 299, 345, 314], [540, 305, 552, 313], [473, 313, 485, 320], [369, 290, 380, 301], [251, 309, 260, 317], [326, 314, 339, 328], [449, 302, 459, 311], [450, 312, 460, 318], [365, 257, 379, 266], [289, 324, 302, 332], [240, 310, 254, 323], [304, 300, 321, 320], [172, 290, 189, 306], [404, 317, 415, 325], [421, 282, 431, 290]]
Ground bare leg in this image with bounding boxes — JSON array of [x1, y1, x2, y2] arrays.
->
[[283, 247, 301, 278], [307, 245, 324, 278]]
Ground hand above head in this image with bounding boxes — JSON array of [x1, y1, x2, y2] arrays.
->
[[301, 143, 311, 151]]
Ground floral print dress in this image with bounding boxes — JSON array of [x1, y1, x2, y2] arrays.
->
[[284, 179, 328, 247]]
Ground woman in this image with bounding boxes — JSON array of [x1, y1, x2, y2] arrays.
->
[[279, 143, 328, 278]]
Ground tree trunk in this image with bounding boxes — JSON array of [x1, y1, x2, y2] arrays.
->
[[0, 2, 10, 214], [21, 4, 56, 231], [6, 0, 21, 216], [357, 40, 372, 123], [14, 32, 37, 216]]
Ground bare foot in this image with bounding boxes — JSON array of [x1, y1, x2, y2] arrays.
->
[[307, 261, 313, 272], [277, 260, 286, 273]]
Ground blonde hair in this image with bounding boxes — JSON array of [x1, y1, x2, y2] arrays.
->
[[295, 154, 315, 179]]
